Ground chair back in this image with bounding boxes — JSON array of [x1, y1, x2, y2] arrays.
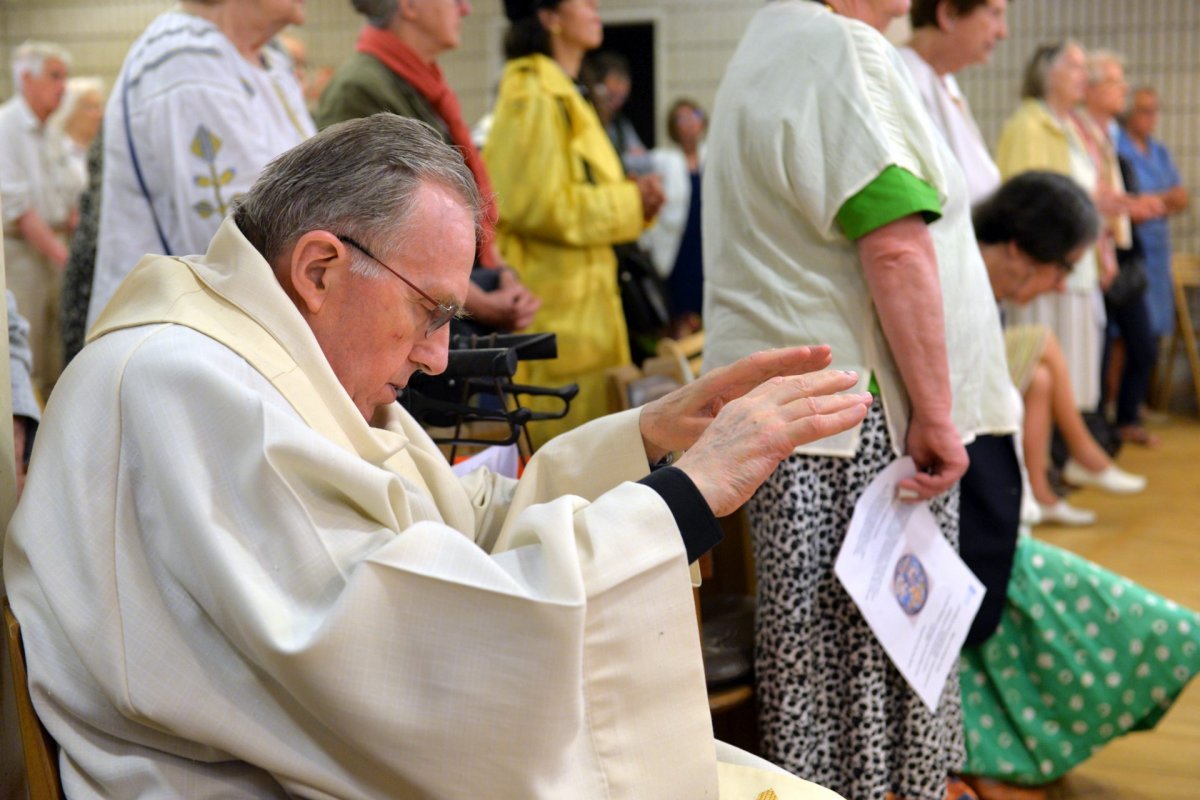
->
[[3, 600, 64, 800], [1159, 254, 1200, 412], [656, 332, 705, 385], [1174, 253, 1200, 289]]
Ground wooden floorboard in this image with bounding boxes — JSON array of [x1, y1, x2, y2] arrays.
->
[[1037, 415, 1200, 799]]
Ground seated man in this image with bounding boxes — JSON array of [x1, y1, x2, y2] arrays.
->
[[4, 115, 868, 799]]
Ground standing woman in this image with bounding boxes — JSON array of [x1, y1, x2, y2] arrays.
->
[[484, 0, 663, 448], [87, 0, 314, 330], [996, 42, 1110, 413], [48, 76, 105, 210], [704, 1, 1014, 798], [643, 98, 707, 338]]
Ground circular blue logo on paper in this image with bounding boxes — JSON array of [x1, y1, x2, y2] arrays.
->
[[893, 554, 930, 616]]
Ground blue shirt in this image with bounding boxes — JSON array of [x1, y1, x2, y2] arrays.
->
[[1117, 131, 1182, 336]]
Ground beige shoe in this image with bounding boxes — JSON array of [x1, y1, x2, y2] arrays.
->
[[1036, 499, 1097, 526], [1062, 458, 1147, 494]]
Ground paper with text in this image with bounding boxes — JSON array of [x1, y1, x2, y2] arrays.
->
[[835, 456, 985, 712]]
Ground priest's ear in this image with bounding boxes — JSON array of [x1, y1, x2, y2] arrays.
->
[[284, 230, 350, 315]]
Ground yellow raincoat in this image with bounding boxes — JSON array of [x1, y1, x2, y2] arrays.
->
[[484, 54, 644, 448]]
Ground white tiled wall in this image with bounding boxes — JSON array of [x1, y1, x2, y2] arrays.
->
[[1, 0, 1195, 256], [954, 0, 1199, 255]]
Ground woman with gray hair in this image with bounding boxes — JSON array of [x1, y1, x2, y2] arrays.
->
[[315, 0, 540, 333], [85, 0, 314, 333], [47, 76, 104, 209], [995, 42, 1112, 419]]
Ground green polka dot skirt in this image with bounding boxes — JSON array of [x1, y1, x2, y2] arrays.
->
[[959, 535, 1200, 785]]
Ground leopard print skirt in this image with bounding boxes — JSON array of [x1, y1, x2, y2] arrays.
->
[[749, 403, 965, 800]]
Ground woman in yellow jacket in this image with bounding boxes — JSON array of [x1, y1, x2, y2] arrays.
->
[[485, 0, 663, 448]]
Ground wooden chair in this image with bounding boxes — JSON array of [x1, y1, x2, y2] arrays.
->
[[3, 600, 64, 800], [655, 331, 705, 385], [1154, 253, 1200, 412]]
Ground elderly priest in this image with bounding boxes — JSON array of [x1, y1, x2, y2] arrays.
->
[[4, 114, 865, 799]]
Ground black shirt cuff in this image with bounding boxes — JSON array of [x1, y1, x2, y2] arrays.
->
[[637, 466, 724, 563]]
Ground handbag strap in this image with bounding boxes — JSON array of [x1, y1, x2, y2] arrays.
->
[[122, 73, 173, 255]]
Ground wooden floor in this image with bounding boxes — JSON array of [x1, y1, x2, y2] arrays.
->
[[1036, 415, 1200, 799]]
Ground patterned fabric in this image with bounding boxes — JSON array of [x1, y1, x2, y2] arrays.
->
[[960, 535, 1200, 785], [60, 133, 103, 366], [749, 402, 966, 800], [88, 10, 313, 331]]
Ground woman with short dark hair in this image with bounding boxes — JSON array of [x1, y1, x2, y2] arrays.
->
[[975, 171, 1147, 524], [962, 170, 1197, 799], [901, 0, 1009, 204]]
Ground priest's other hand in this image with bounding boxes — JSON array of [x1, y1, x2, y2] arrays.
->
[[670, 368, 872, 518], [639, 345, 834, 463]]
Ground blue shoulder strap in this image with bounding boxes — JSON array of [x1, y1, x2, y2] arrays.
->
[[121, 73, 173, 255]]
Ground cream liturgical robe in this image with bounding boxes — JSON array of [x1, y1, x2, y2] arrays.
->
[[3, 219, 839, 800]]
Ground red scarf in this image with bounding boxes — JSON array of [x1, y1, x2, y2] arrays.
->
[[356, 26, 500, 267]]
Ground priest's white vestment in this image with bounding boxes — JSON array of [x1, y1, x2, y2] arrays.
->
[[4, 219, 840, 800]]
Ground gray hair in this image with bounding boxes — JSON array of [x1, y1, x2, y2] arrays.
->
[[351, 0, 399, 28], [1020, 40, 1082, 99], [12, 40, 72, 86], [1086, 49, 1125, 84], [233, 113, 482, 276]]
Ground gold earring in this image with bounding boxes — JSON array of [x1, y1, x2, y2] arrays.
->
[[550, 23, 562, 36]]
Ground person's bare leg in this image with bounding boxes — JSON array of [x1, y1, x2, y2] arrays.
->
[[1023, 363, 1061, 506], [1040, 333, 1110, 472]]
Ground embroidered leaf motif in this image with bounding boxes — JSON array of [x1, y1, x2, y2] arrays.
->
[[190, 126, 222, 163], [195, 175, 213, 187], [218, 168, 235, 186], [193, 200, 216, 219], [755, 791, 779, 800]]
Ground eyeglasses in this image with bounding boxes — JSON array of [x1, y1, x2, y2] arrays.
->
[[337, 235, 463, 337]]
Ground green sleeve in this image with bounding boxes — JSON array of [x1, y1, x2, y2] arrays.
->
[[835, 165, 942, 241]]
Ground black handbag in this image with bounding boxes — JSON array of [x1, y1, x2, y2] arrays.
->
[[1105, 244, 1149, 309], [1106, 154, 1151, 309], [614, 243, 670, 338]]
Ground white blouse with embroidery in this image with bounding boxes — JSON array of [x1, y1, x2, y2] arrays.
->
[[88, 10, 314, 329]]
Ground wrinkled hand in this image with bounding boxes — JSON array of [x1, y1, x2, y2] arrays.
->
[[897, 414, 969, 501], [466, 269, 541, 332], [674, 371, 873, 517], [634, 174, 665, 221], [640, 345, 835, 462]]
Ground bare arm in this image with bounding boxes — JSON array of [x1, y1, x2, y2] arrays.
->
[[1162, 185, 1189, 214], [15, 209, 68, 270], [858, 214, 967, 500]]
